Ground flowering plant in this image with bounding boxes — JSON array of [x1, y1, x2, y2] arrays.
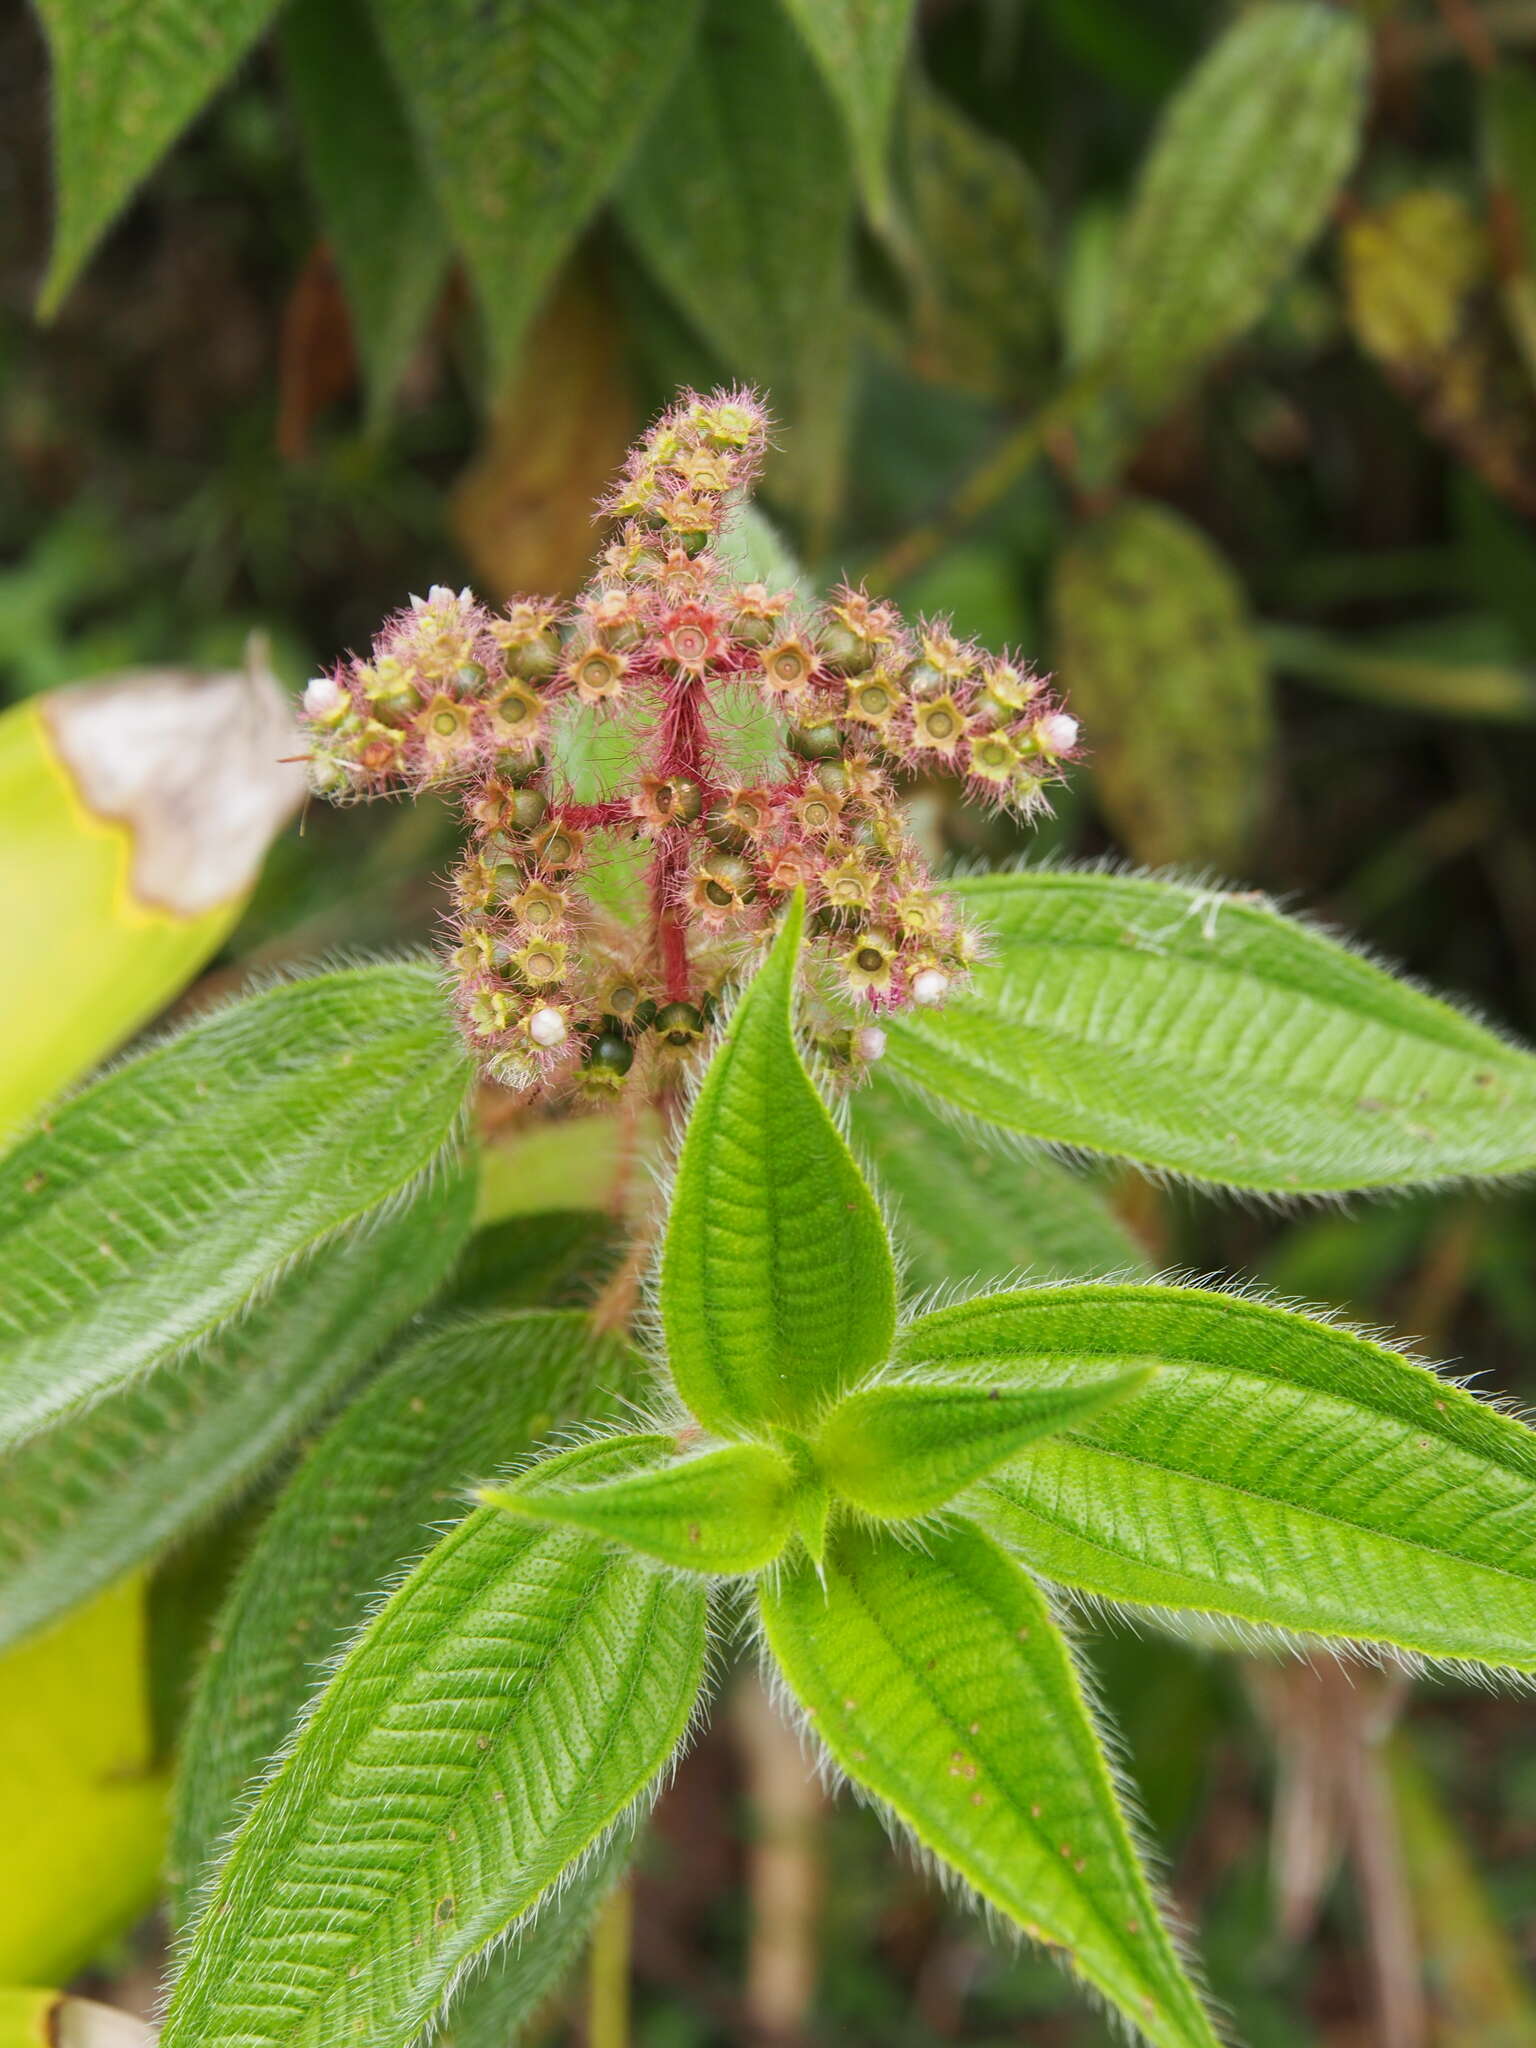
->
[[300, 390, 1077, 1096]]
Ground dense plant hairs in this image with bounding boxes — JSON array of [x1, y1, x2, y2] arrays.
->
[[298, 388, 1078, 1098]]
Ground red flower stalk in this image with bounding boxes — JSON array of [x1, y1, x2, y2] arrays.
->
[[300, 388, 1079, 1102]]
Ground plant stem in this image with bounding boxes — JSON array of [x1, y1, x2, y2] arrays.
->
[[585, 1879, 633, 2048], [861, 371, 1108, 592], [733, 1673, 825, 2043]]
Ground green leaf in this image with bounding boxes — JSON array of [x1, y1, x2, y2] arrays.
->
[[433, 1828, 634, 2048], [281, 0, 448, 423], [1050, 500, 1273, 870], [163, 1519, 705, 2048], [0, 962, 473, 1447], [760, 1520, 1220, 2048], [1111, 1, 1367, 416], [880, 869, 1536, 1192], [776, 0, 916, 236], [900, 76, 1055, 400], [815, 1367, 1152, 1519], [170, 1307, 641, 1918], [0, 1164, 472, 1653], [447, 1209, 623, 1314], [492, 1434, 796, 1573], [619, 0, 856, 526], [846, 1067, 1148, 1293], [901, 1283, 1536, 1673], [660, 895, 896, 1434], [34, 0, 287, 315], [368, 0, 702, 381]]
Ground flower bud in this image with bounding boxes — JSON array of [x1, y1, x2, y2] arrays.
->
[[787, 722, 842, 761], [654, 1000, 705, 1051], [1033, 710, 1080, 757], [818, 621, 874, 675], [526, 1005, 569, 1049], [303, 673, 348, 724], [911, 967, 950, 1006]]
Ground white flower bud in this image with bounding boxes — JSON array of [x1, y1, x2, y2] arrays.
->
[[1038, 711, 1079, 755], [302, 674, 344, 719], [911, 969, 949, 1007], [528, 1006, 568, 1049], [855, 1025, 887, 1063]]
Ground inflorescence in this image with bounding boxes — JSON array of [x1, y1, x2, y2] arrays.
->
[[301, 388, 1078, 1101]]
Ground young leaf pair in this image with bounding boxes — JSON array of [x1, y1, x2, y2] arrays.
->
[[487, 894, 1146, 1574], [163, 894, 1536, 2048]]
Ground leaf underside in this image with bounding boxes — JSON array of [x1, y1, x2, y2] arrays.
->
[[371, 0, 703, 379], [35, 0, 286, 313], [845, 1068, 1147, 1291]]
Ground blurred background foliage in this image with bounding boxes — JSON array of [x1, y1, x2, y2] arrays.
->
[[6, 0, 1536, 2041]]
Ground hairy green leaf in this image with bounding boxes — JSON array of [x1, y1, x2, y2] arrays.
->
[[1111, 1, 1367, 415], [433, 1828, 634, 2048], [281, 0, 447, 422], [369, 0, 701, 380], [494, 1434, 796, 1573], [900, 1284, 1536, 1672], [1051, 500, 1272, 870], [163, 1517, 705, 2048], [447, 1210, 623, 1314], [619, 0, 856, 526], [815, 1368, 1152, 1519], [0, 963, 472, 1447], [777, 0, 916, 234], [760, 1520, 1219, 2048], [846, 1067, 1147, 1293], [0, 1165, 471, 1653], [661, 895, 896, 1434], [901, 77, 1055, 400], [34, 0, 287, 315], [171, 1308, 641, 1917], [880, 870, 1536, 1192]]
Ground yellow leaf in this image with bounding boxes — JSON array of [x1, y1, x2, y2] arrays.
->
[[0, 649, 302, 1140], [0, 1579, 167, 1983], [1342, 189, 1536, 518]]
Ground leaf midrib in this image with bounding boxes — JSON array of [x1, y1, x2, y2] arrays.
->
[[822, 1545, 1177, 2010]]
